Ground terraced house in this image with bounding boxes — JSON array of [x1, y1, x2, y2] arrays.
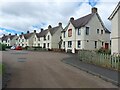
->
[[33, 23, 63, 49], [108, 1, 120, 55], [16, 31, 36, 47], [62, 7, 111, 53], [1, 34, 18, 46]]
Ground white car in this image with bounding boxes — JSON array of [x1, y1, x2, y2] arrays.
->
[[11, 46, 16, 50]]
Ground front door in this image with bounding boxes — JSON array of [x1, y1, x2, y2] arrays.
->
[[105, 43, 109, 49]]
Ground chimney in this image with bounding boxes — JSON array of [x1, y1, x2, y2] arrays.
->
[[9, 33, 11, 35], [3, 34, 5, 37], [70, 17, 74, 21], [21, 32, 23, 35], [48, 25, 52, 29], [27, 31, 29, 33], [58, 22, 62, 26], [41, 28, 43, 32], [34, 30, 36, 33], [15, 33, 17, 35], [92, 7, 97, 13]]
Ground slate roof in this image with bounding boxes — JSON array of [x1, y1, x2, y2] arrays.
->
[[71, 13, 94, 28], [19, 33, 34, 39], [36, 25, 61, 38], [2, 35, 17, 41], [63, 12, 110, 33], [108, 1, 120, 20]]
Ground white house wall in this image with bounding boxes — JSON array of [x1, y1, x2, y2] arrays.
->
[[111, 8, 120, 54], [52, 27, 62, 49]]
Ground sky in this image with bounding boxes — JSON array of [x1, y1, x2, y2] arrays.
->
[[0, 0, 119, 36]]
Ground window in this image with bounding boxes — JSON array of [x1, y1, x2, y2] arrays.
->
[[38, 38, 40, 41], [78, 41, 81, 48], [22, 39, 24, 42], [44, 36, 46, 40], [63, 32, 65, 38], [68, 41, 72, 48], [68, 29, 72, 37], [63, 41, 65, 47], [95, 41, 97, 48], [38, 43, 40, 46], [35, 38, 36, 41], [48, 35, 50, 40], [47, 43, 49, 48], [78, 29, 81, 35], [97, 29, 99, 34], [86, 27, 89, 35], [101, 30, 103, 34], [102, 42, 104, 46]]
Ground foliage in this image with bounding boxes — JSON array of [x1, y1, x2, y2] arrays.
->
[[0, 64, 5, 75], [97, 47, 111, 54], [0, 43, 6, 51]]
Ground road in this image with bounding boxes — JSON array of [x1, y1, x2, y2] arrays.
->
[[2, 50, 117, 88]]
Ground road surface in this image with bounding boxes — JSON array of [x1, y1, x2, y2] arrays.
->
[[2, 50, 117, 88]]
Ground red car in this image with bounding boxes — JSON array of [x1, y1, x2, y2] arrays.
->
[[15, 46, 22, 50]]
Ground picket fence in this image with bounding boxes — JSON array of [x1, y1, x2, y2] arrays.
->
[[78, 50, 120, 70]]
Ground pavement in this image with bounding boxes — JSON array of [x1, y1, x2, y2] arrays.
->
[[62, 54, 120, 86], [2, 50, 118, 88]]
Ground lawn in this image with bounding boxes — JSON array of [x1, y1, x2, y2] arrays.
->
[[0, 64, 5, 75]]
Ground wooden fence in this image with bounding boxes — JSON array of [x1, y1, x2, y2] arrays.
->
[[78, 50, 120, 70]]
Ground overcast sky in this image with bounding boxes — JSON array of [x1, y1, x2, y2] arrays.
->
[[0, 0, 119, 36]]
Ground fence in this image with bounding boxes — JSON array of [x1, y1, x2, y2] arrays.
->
[[78, 50, 120, 70]]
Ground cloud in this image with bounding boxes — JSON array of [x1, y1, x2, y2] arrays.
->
[[0, 0, 120, 36]]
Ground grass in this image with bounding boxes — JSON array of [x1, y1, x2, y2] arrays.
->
[[0, 64, 5, 75]]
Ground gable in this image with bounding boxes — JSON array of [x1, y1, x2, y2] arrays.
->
[[108, 1, 120, 20]]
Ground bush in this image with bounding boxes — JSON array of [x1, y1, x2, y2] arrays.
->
[[0, 43, 6, 51], [97, 47, 111, 54]]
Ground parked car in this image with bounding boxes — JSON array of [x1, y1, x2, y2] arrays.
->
[[10, 46, 16, 50], [15, 46, 22, 50]]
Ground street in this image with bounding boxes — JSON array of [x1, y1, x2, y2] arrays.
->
[[2, 50, 117, 88]]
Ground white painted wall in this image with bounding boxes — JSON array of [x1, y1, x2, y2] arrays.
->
[[111, 8, 120, 54]]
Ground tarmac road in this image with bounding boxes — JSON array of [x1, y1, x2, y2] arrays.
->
[[2, 50, 117, 88]]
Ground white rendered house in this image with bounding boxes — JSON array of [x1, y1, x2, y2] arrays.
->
[[62, 7, 111, 53], [108, 1, 120, 55], [33, 23, 63, 49]]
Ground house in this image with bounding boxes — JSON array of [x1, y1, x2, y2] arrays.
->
[[1, 34, 18, 46], [17, 31, 36, 47], [62, 7, 111, 53], [108, 1, 120, 55], [32, 23, 63, 49]]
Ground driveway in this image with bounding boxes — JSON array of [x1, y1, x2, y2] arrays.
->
[[2, 50, 117, 88]]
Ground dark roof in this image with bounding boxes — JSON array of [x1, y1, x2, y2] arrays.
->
[[64, 12, 110, 33], [2, 35, 17, 41], [36, 26, 61, 38], [19, 33, 34, 39], [71, 13, 94, 28], [108, 1, 120, 20]]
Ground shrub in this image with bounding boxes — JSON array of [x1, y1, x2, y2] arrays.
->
[[0, 43, 6, 51], [97, 47, 111, 54]]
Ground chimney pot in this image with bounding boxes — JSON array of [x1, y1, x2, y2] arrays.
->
[[15, 33, 17, 35], [48, 25, 52, 29], [70, 17, 74, 21], [21, 32, 23, 35], [9, 33, 11, 35], [3, 34, 5, 36], [34, 30, 36, 33], [58, 22, 62, 26], [27, 31, 29, 33], [92, 7, 97, 13], [41, 28, 43, 32]]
